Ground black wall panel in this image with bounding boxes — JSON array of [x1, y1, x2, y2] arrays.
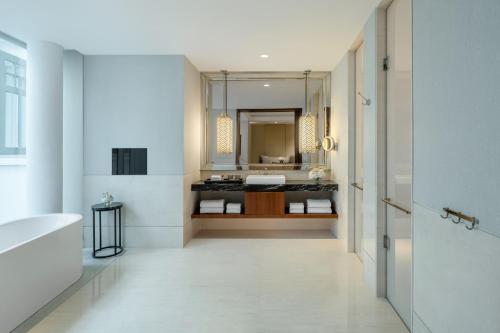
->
[[112, 148, 147, 175]]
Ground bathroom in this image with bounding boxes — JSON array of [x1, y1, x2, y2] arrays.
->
[[0, 43, 341, 331], [1, 0, 499, 332]]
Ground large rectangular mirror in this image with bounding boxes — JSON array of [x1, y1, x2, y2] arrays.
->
[[201, 72, 331, 171]]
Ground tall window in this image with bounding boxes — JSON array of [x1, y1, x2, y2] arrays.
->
[[0, 33, 26, 156]]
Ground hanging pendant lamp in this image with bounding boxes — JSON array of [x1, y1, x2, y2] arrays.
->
[[299, 70, 317, 153], [216, 70, 233, 154]]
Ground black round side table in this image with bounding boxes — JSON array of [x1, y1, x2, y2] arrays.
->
[[91, 202, 124, 258]]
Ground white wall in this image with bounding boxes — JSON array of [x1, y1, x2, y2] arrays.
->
[[330, 52, 355, 249], [63, 50, 84, 214], [412, 0, 500, 332], [0, 164, 26, 223], [83, 55, 186, 248], [183, 58, 201, 244], [83, 56, 184, 176]]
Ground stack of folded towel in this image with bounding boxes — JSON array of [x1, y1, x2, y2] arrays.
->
[[200, 199, 225, 214], [226, 203, 242, 214], [289, 202, 305, 214], [306, 199, 332, 214]]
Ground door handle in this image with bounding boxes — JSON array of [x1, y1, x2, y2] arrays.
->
[[351, 183, 364, 191], [382, 197, 411, 215]]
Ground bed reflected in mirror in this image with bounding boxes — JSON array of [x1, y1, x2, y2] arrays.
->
[[237, 109, 301, 165]]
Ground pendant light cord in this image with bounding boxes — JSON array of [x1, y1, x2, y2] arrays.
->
[[222, 70, 228, 116], [304, 70, 311, 116]]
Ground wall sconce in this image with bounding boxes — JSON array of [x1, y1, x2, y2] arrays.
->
[[216, 70, 233, 154]]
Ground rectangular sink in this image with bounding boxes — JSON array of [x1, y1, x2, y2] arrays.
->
[[246, 175, 286, 185]]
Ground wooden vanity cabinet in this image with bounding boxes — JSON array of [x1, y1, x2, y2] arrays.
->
[[244, 192, 285, 216]]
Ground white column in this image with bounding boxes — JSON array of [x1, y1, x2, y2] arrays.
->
[[26, 41, 64, 215], [63, 50, 84, 214]]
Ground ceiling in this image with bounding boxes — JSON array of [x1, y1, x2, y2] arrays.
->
[[0, 0, 376, 71]]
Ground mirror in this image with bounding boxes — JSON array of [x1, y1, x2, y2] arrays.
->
[[202, 72, 331, 170], [238, 110, 299, 165]]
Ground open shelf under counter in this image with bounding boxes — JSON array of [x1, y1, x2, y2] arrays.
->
[[191, 212, 338, 219], [193, 181, 338, 220]]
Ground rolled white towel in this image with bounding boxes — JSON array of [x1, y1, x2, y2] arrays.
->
[[306, 199, 331, 208], [200, 207, 224, 214], [200, 199, 225, 208], [210, 175, 223, 181], [307, 207, 332, 214], [226, 203, 241, 209], [289, 202, 304, 208], [226, 203, 241, 214]]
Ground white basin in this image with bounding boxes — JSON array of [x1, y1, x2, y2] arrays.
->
[[246, 175, 286, 185]]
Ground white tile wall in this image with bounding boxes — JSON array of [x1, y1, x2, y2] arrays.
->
[[83, 175, 184, 247], [412, 1, 500, 331], [413, 203, 500, 333], [82, 55, 192, 248], [83, 175, 184, 227]]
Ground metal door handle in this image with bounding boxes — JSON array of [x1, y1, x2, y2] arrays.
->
[[382, 197, 411, 215]]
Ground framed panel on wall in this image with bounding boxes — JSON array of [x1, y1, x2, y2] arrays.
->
[[112, 148, 147, 175]]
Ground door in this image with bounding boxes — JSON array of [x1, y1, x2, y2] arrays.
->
[[385, 0, 412, 328], [353, 43, 365, 260]]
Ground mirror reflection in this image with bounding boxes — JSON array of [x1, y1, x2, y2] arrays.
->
[[204, 73, 331, 170], [238, 109, 299, 165]]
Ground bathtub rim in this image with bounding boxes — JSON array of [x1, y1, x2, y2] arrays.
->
[[0, 213, 82, 255]]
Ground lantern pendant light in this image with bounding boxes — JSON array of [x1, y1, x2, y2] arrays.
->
[[299, 70, 317, 153], [216, 70, 233, 154]]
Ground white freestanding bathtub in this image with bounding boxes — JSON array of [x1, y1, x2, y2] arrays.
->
[[0, 214, 82, 333]]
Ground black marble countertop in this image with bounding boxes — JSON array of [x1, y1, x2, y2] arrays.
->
[[191, 180, 338, 192]]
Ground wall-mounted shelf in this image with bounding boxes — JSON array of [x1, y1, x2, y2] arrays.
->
[[191, 213, 338, 219], [193, 189, 338, 220]]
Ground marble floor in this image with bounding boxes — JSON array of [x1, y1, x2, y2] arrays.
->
[[27, 238, 408, 333]]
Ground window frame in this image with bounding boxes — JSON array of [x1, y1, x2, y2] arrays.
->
[[0, 46, 26, 156]]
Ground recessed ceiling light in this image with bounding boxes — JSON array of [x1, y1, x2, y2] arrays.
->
[[260, 54, 269, 58], [263, 84, 270, 87]]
